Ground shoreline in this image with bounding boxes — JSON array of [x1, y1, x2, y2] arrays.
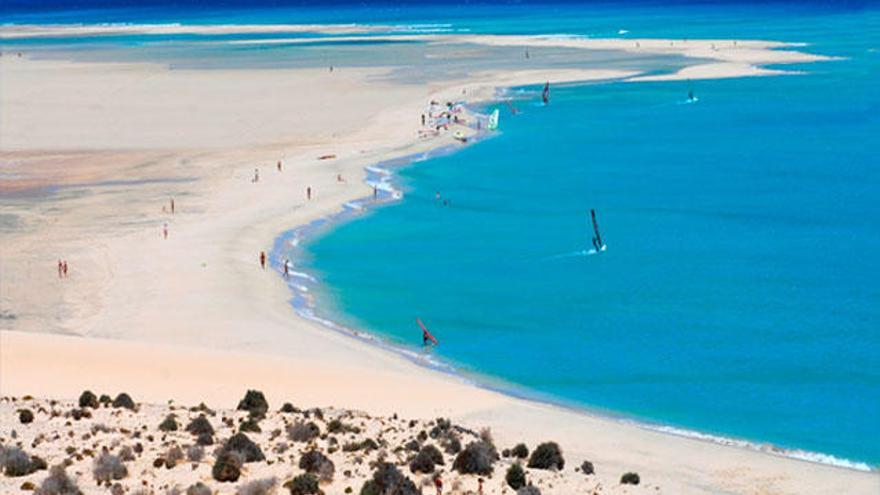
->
[[264, 88, 875, 474], [2, 30, 878, 494]]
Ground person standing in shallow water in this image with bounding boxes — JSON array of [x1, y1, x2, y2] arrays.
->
[[260, 251, 267, 270]]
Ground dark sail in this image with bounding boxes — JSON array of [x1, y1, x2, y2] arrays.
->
[[591, 209, 603, 251]]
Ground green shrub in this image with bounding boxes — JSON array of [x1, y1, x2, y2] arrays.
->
[[220, 433, 264, 462], [287, 473, 321, 495], [511, 443, 529, 459], [409, 444, 444, 474], [78, 391, 99, 409], [621, 472, 640, 485], [299, 450, 333, 477], [360, 463, 417, 495], [506, 463, 526, 489], [211, 451, 242, 482], [158, 414, 179, 432], [18, 409, 34, 424], [580, 460, 594, 475], [237, 390, 269, 418], [527, 442, 564, 470], [342, 439, 378, 453], [185, 482, 211, 495], [517, 485, 541, 495], [239, 418, 262, 433], [111, 393, 135, 410], [185, 415, 215, 436]]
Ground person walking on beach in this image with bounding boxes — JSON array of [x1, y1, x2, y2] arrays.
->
[[170, 198, 175, 214], [421, 114, 426, 126], [163, 222, 168, 240], [307, 186, 312, 201], [433, 475, 443, 495], [57, 259, 63, 279], [62, 260, 68, 278], [337, 173, 344, 183], [260, 251, 267, 270], [277, 160, 282, 172], [253, 168, 260, 183]]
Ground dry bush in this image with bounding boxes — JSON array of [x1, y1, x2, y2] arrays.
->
[[452, 441, 497, 475], [237, 477, 277, 495], [35, 465, 82, 495], [93, 452, 127, 483], [287, 421, 320, 443]]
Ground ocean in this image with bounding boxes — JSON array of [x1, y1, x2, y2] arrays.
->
[[4, 0, 878, 470]]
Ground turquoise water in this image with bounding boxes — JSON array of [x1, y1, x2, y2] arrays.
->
[[298, 6, 880, 467], [5, 0, 879, 469]]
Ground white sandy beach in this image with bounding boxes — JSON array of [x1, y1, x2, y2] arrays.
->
[[1, 29, 877, 494]]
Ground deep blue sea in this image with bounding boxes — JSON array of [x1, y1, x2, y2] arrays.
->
[[5, 0, 878, 470]]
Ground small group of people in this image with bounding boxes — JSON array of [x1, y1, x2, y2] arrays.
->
[[56, 259, 69, 279], [254, 158, 288, 183], [419, 100, 466, 138], [429, 475, 483, 495], [259, 250, 293, 279]]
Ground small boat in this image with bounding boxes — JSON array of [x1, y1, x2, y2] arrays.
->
[[590, 209, 606, 252], [417, 318, 439, 346]]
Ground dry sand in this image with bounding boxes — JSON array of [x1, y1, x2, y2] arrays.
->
[[1, 31, 877, 494]]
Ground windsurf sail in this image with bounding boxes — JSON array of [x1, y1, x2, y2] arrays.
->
[[542, 82, 550, 104], [487, 109, 500, 131], [590, 209, 605, 251], [417, 318, 439, 346]]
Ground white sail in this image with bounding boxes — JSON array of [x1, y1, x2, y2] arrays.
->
[[487, 109, 500, 131]]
